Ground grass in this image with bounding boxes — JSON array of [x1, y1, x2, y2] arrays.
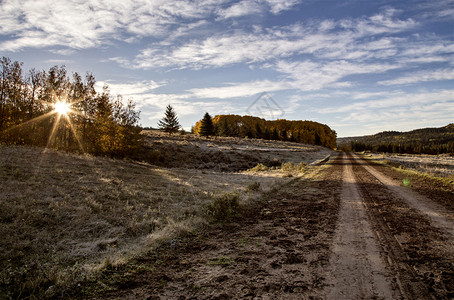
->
[[207, 256, 234, 267], [361, 152, 454, 190], [0, 136, 333, 299]]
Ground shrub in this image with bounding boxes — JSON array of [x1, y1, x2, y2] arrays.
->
[[281, 161, 306, 173], [247, 182, 261, 192], [206, 192, 240, 221], [248, 163, 268, 172]]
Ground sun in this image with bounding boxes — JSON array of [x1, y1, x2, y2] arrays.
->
[[54, 101, 71, 116]]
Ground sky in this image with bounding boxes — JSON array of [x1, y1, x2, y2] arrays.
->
[[1, 0, 453, 137]]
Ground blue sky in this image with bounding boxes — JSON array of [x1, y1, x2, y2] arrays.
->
[[1, 0, 453, 137]]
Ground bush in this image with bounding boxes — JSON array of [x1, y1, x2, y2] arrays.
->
[[281, 161, 306, 173], [248, 163, 268, 172], [247, 182, 261, 192], [207, 192, 240, 221]]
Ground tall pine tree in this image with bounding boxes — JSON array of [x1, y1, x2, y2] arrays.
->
[[158, 104, 181, 134], [199, 112, 214, 136]]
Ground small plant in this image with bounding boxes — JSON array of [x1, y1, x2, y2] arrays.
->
[[207, 256, 233, 267], [247, 182, 261, 192], [281, 161, 306, 173], [206, 192, 240, 221]]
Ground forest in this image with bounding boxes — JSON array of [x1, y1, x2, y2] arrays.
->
[[192, 114, 337, 149], [340, 124, 454, 155], [0, 57, 142, 157]]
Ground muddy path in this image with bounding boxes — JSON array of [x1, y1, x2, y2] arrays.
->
[[85, 153, 454, 299]]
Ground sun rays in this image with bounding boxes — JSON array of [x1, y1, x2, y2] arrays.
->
[[53, 101, 71, 116], [1, 97, 86, 155]]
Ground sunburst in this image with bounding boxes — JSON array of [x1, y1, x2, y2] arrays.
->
[[53, 101, 71, 116]]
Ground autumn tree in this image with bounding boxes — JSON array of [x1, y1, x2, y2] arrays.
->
[[0, 57, 142, 157], [157, 104, 181, 134]]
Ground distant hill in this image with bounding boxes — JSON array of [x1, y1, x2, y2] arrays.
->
[[338, 124, 454, 154]]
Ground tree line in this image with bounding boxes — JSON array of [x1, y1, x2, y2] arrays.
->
[[191, 113, 337, 149], [344, 124, 454, 155], [0, 57, 142, 157]]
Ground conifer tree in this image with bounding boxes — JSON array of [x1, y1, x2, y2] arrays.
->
[[199, 112, 214, 136], [157, 104, 181, 134]]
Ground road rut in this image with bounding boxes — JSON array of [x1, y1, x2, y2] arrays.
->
[[325, 153, 399, 299]]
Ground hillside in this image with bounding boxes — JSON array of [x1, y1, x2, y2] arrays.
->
[[338, 124, 454, 154], [139, 130, 333, 171]]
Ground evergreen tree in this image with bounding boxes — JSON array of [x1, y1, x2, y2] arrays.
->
[[199, 112, 214, 136], [157, 104, 181, 134]]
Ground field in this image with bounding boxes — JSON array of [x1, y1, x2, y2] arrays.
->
[[2, 132, 453, 299], [0, 133, 332, 299]]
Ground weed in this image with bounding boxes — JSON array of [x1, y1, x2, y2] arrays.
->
[[207, 256, 233, 267], [237, 237, 248, 247]]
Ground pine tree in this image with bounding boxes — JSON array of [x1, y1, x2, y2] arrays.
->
[[157, 104, 181, 134], [199, 112, 214, 136]]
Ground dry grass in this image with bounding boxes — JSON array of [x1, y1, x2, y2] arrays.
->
[[140, 130, 332, 171], [0, 141, 332, 298], [364, 152, 454, 179]]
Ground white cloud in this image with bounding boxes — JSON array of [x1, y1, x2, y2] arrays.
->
[[217, 0, 263, 19], [274, 59, 400, 91], [184, 59, 401, 100], [0, 0, 227, 51], [189, 79, 292, 99], [325, 89, 454, 113], [378, 69, 454, 85], [128, 9, 419, 70], [265, 0, 300, 14]]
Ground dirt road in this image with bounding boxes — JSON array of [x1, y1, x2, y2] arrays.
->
[[90, 153, 454, 299]]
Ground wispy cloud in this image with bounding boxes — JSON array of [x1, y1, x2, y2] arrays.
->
[[265, 0, 300, 14], [189, 79, 292, 99], [0, 0, 226, 51], [379, 69, 454, 85], [216, 0, 300, 19], [0, 0, 303, 52], [118, 7, 420, 71], [217, 0, 263, 19], [325, 89, 454, 113]]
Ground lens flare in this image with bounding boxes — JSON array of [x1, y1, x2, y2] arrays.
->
[[54, 101, 71, 116]]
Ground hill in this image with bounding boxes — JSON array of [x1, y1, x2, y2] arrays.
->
[[139, 130, 333, 171], [338, 124, 454, 154]]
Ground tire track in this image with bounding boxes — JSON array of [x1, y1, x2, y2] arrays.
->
[[352, 153, 454, 299], [325, 153, 399, 299], [351, 153, 454, 238]]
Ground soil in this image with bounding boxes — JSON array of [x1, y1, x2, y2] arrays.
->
[[85, 152, 454, 299]]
